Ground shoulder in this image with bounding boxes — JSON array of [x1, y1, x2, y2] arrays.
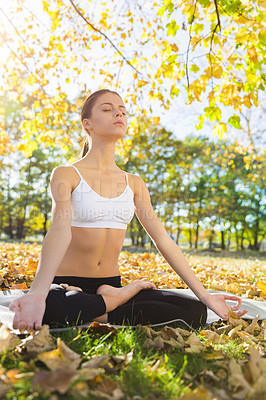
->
[[50, 165, 74, 180], [127, 173, 150, 198], [128, 173, 147, 186], [50, 165, 77, 191]]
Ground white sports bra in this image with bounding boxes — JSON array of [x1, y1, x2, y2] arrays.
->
[[70, 165, 136, 229]]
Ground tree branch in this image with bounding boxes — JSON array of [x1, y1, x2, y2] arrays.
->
[[68, 0, 141, 76]]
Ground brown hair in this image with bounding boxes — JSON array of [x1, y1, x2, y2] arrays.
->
[[75, 89, 123, 161]]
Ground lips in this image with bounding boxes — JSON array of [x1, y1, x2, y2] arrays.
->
[[113, 121, 124, 125]]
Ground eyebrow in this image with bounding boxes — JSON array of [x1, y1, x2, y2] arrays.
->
[[99, 102, 126, 109]]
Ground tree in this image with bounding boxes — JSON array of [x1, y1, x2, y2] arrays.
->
[[0, 0, 265, 159]]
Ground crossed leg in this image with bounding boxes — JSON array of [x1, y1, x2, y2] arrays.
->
[[94, 285, 208, 329], [43, 281, 207, 330], [58, 280, 157, 324]]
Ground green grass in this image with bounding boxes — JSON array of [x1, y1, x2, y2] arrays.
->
[[0, 320, 262, 400]]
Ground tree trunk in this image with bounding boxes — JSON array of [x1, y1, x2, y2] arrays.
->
[[227, 228, 231, 249], [234, 223, 239, 251], [175, 226, 181, 245], [209, 228, 215, 248], [43, 211, 48, 237], [7, 213, 14, 239], [189, 228, 192, 249], [221, 230, 225, 250], [254, 214, 260, 251], [240, 226, 245, 250]]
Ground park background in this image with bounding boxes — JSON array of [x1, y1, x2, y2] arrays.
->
[[0, 0, 265, 252], [0, 1, 266, 399]]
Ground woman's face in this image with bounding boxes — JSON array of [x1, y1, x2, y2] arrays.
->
[[83, 93, 128, 140]]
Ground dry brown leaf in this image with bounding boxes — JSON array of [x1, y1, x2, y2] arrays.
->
[[32, 368, 78, 394], [253, 375, 266, 395], [81, 354, 110, 369], [111, 351, 133, 365], [197, 368, 220, 382], [236, 330, 259, 345], [77, 367, 105, 381], [244, 315, 261, 335], [137, 325, 160, 337], [88, 321, 117, 336], [228, 324, 243, 339], [176, 327, 192, 337], [185, 332, 206, 353], [161, 326, 186, 345], [199, 329, 227, 344], [163, 337, 184, 349], [37, 337, 81, 371], [144, 336, 165, 349], [180, 385, 213, 399], [0, 324, 21, 352], [87, 387, 124, 400], [256, 326, 266, 341], [245, 347, 262, 384], [227, 349, 266, 399], [19, 324, 55, 355], [228, 310, 249, 328], [92, 378, 125, 400], [215, 324, 233, 335]]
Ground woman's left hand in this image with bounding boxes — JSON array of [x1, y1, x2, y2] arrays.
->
[[202, 293, 248, 320]]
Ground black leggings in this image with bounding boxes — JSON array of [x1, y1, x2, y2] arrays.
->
[[42, 275, 208, 329]]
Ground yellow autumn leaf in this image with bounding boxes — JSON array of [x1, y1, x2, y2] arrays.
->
[[213, 123, 227, 139], [256, 281, 266, 296], [153, 116, 160, 125], [247, 46, 258, 63]]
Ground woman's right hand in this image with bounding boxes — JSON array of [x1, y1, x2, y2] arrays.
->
[[9, 293, 47, 334]]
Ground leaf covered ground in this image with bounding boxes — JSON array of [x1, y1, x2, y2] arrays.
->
[[0, 241, 265, 400]]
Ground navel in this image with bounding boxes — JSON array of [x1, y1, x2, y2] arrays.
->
[[97, 261, 101, 266]]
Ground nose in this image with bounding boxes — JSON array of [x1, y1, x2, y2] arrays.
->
[[114, 109, 123, 117]]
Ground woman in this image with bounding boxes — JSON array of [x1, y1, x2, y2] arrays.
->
[[9, 89, 248, 334]]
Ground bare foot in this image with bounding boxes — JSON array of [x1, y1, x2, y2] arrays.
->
[[96, 280, 156, 313]]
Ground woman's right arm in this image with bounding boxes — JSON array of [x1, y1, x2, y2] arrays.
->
[[9, 166, 73, 333]]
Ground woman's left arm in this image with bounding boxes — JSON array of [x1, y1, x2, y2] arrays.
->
[[133, 175, 248, 320]]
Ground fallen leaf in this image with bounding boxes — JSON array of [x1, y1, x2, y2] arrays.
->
[[228, 324, 243, 339], [185, 332, 206, 353], [32, 368, 78, 394], [19, 324, 55, 355], [144, 336, 165, 349], [200, 329, 227, 344], [77, 367, 105, 381], [81, 354, 110, 369], [256, 281, 266, 296], [0, 325, 21, 353], [244, 315, 261, 335], [37, 337, 81, 371], [180, 385, 213, 399]]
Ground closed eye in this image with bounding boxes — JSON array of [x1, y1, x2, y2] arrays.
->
[[103, 110, 126, 115]]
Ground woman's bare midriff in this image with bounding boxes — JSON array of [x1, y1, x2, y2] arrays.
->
[[55, 226, 126, 278]]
